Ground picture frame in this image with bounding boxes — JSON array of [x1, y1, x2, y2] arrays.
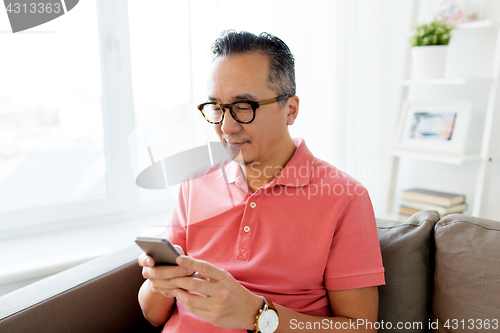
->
[[394, 100, 473, 154]]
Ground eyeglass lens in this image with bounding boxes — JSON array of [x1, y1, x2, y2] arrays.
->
[[203, 102, 254, 123]]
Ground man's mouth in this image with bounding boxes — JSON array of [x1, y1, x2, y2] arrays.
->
[[227, 142, 246, 147], [224, 138, 249, 147]]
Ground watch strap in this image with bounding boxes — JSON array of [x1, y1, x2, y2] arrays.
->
[[264, 297, 277, 312], [249, 296, 278, 333]]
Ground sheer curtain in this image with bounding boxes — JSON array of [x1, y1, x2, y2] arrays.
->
[[188, 0, 354, 169], [129, 0, 399, 215]]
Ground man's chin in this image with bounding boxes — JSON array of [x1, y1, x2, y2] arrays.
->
[[221, 141, 254, 165], [229, 153, 245, 164], [227, 152, 253, 166], [240, 159, 255, 166]]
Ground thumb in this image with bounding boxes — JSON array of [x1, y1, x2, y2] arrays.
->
[[174, 245, 185, 256]]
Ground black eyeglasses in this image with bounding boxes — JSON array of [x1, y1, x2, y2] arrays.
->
[[197, 95, 289, 124]]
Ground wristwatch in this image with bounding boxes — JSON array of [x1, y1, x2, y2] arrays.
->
[[248, 296, 279, 333]]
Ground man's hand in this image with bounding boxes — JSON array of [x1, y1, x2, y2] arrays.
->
[[167, 255, 263, 331], [138, 245, 194, 298]]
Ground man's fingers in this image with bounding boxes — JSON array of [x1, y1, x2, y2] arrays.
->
[[172, 288, 212, 312], [169, 276, 214, 296], [143, 265, 194, 280], [176, 255, 227, 281], [138, 253, 154, 267]]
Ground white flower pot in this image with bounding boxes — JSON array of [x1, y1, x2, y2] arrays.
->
[[411, 45, 448, 80]]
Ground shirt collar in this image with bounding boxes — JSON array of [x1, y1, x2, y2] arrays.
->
[[274, 138, 314, 187], [217, 138, 314, 188], [224, 160, 243, 183], [218, 160, 248, 190]]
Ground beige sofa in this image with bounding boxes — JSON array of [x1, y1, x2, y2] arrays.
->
[[1, 212, 499, 332]]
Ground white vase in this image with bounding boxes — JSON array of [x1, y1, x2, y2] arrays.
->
[[411, 45, 448, 79]]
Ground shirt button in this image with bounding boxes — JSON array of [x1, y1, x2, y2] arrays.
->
[[244, 226, 250, 232], [250, 202, 257, 208]]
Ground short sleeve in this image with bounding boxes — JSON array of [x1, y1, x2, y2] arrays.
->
[[162, 183, 188, 254], [324, 191, 385, 290]]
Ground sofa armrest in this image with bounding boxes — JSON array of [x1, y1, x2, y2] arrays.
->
[[0, 245, 162, 333]]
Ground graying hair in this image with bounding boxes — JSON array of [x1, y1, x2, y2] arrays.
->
[[211, 30, 296, 106]]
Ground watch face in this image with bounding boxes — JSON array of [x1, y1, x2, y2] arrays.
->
[[258, 309, 279, 333]]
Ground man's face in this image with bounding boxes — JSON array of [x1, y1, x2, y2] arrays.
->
[[207, 52, 292, 166]]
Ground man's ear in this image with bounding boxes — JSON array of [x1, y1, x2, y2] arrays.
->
[[286, 95, 299, 125]]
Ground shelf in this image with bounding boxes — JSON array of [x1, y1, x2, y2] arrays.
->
[[388, 149, 482, 165], [454, 20, 499, 31], [406, 20, 499, 37], [395, 77, 494, 86]]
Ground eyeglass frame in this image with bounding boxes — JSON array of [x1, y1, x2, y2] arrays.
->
[[197, 95, 290, 124]]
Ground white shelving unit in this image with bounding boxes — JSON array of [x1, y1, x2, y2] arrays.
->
[[396, 77, 494, 85], [383, 0, 500, 219], [388, 149, 482, 165]]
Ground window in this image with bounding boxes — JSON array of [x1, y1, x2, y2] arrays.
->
[[0, 1, 105, 214], [0, 1, 169, 234]]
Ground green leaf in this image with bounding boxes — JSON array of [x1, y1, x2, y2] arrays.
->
[[412, 19, 454, 47]]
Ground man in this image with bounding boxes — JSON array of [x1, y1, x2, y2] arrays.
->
[[138, 31, 385, 332]]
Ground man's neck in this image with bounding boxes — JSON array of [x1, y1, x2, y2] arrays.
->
[[242, 138, 297, 192]]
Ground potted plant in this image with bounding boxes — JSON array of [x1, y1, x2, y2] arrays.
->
[[410, 19, 454, 79]]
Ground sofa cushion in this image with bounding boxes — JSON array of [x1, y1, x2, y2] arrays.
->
[[433, 214, 500, 332], [377, 210, 440, 332]]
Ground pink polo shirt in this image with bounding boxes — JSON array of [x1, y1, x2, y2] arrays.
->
[[162, 138, 385, 332]]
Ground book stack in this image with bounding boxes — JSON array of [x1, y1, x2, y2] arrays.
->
[[399, 188, 467, 220]]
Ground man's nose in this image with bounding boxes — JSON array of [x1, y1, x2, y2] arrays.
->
[[221, 109, 242, 135]]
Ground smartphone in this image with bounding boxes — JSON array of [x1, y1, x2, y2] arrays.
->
[[135, 237, 181, 266]]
